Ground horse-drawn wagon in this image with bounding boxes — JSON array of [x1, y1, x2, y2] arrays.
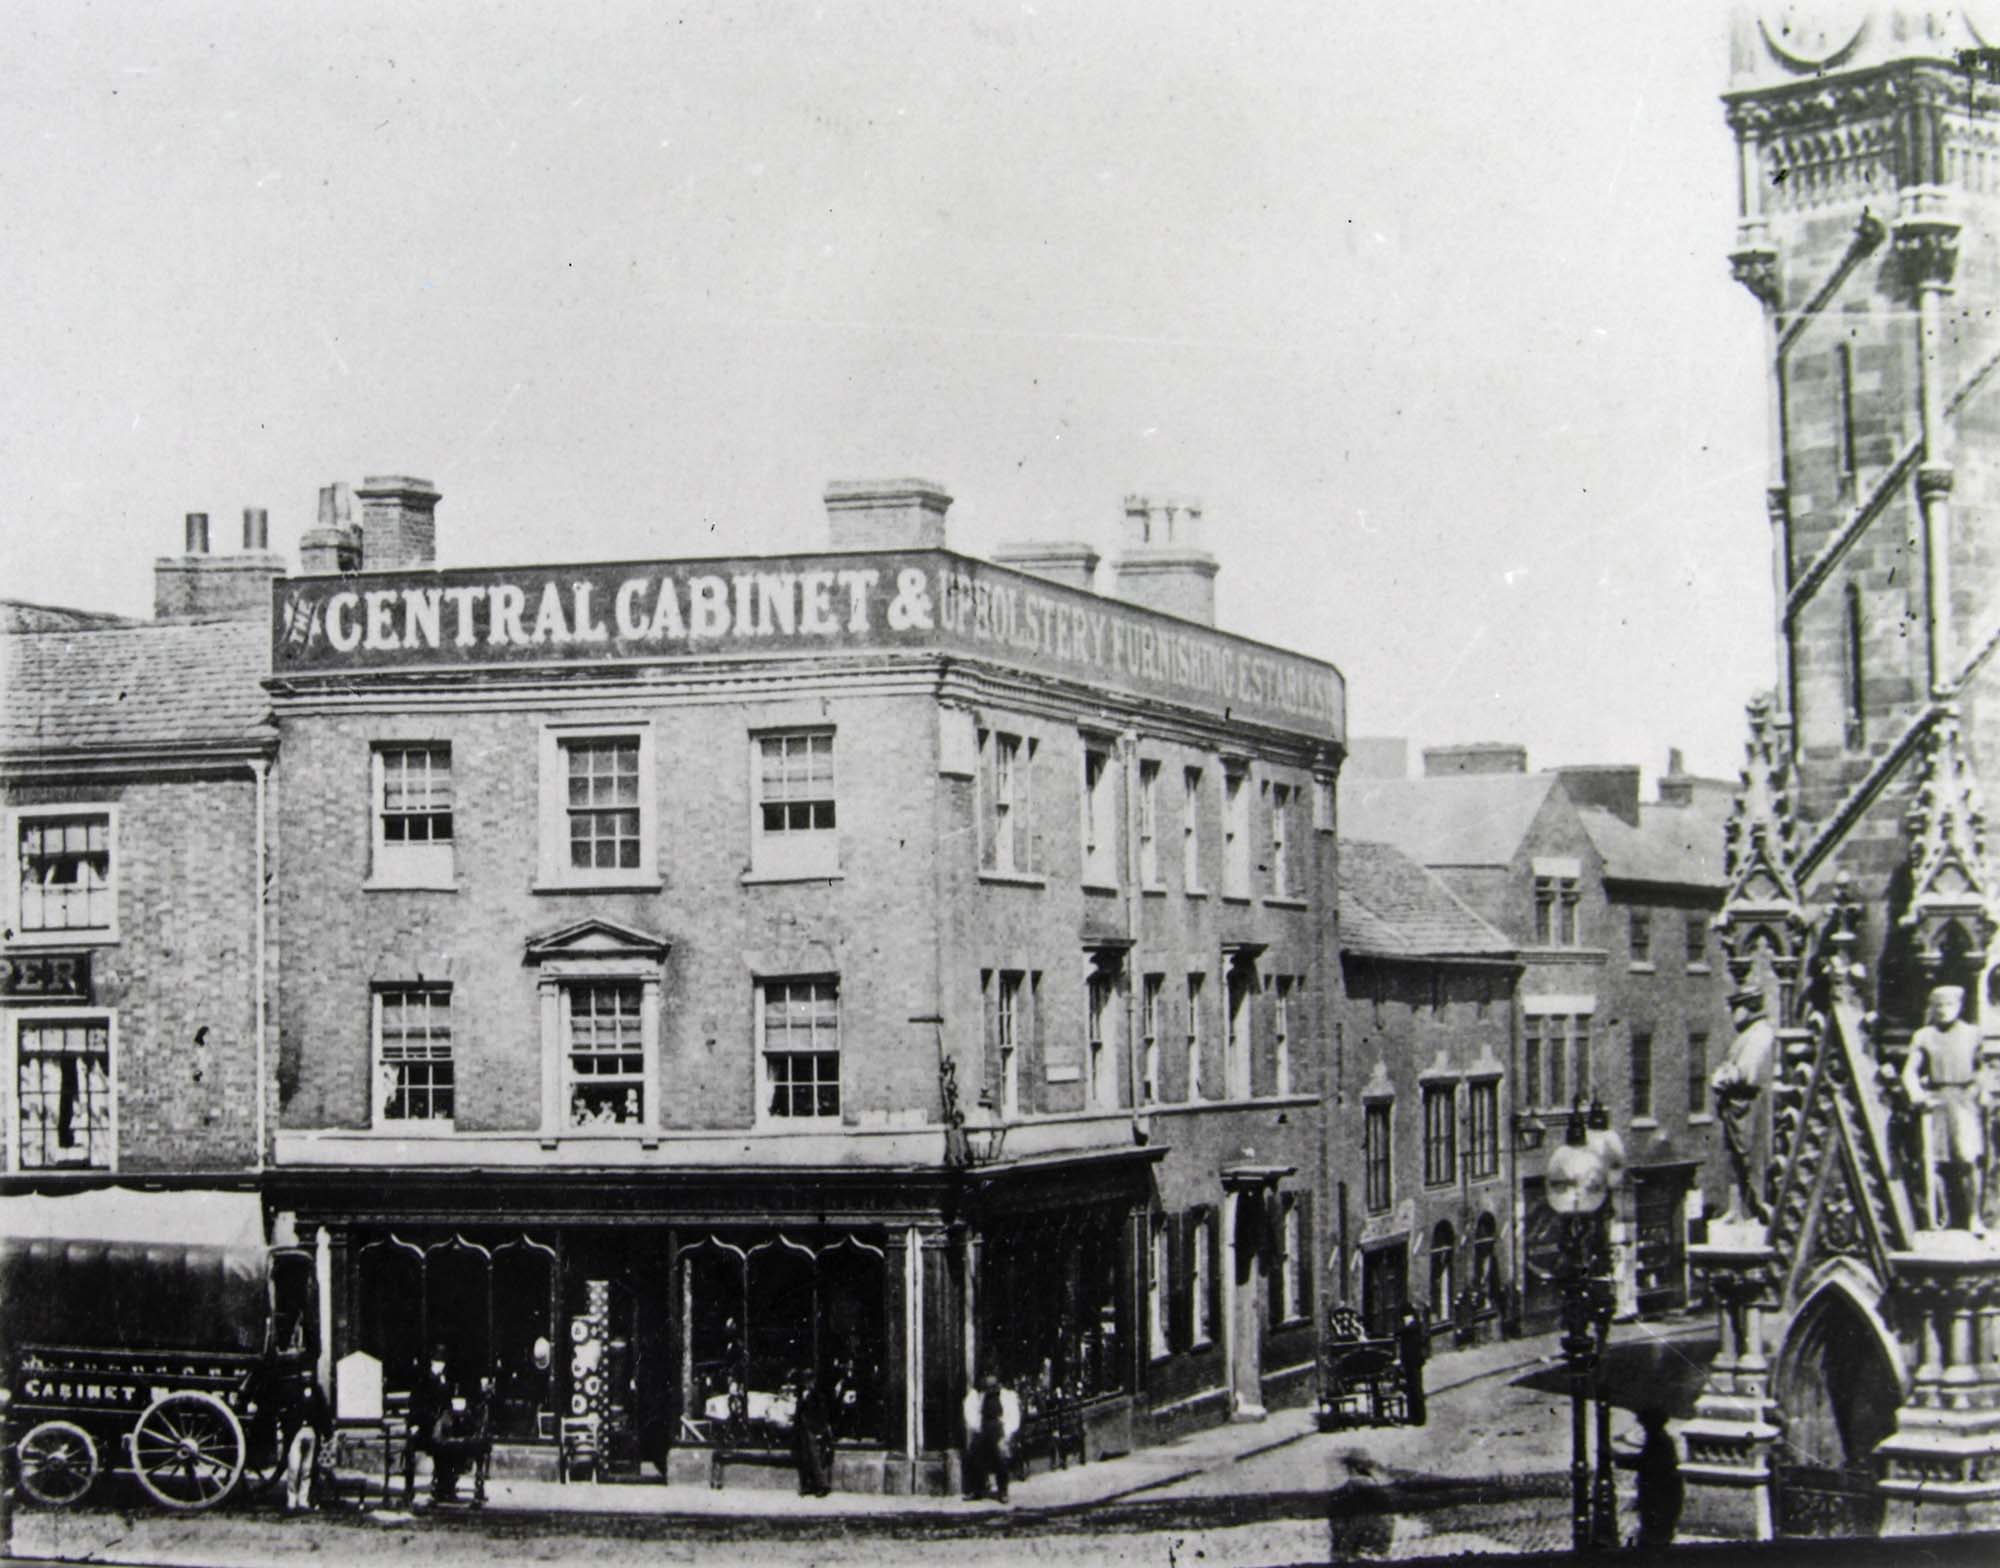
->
[[2, 1188, 320, 1510]]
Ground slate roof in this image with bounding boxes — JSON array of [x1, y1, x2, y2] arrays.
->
[[1, 619, 273, 756], [1338, 772, 1559, 867], [1339, 839, 1515, 960], [1576, 799, 1731, 890], [0, 599, 138, 633]]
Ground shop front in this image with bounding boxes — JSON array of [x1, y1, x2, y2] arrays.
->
[[960, 1147, 1160, 1466], [278, 1152, 1166, 1492], [277, 1169, 958, 1492]]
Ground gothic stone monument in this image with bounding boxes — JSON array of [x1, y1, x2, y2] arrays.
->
[[1685, 6, 2000, 1540]]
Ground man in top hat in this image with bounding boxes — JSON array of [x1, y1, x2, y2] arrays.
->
[[1902, 985, 1987, 1231], [1711, 985, 1777, 1224]]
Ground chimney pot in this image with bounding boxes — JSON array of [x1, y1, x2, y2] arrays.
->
[[1112, 493, 1219, 625], [185, 513, 210, 554], [243, 507, 269, 550]]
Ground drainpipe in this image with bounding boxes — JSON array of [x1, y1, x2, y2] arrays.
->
[[249, 756, 270, 1174], [1123, 730, 1143, 1134]]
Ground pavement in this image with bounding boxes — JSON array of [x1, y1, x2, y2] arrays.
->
[[6, 1317, 1723, 1566], [353, 1315, 1708, 1522]]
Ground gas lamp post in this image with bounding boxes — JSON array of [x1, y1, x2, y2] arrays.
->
[[1544, 1102, 1616, 1552]]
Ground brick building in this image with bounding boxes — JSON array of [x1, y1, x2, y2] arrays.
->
[[1341, 742, 1732, 1329], [1561, 756, 1736, 1318], [0, 509, 277, 1182], [1333, 838, 1518, 1344], [244, 478, 1344, 1490]]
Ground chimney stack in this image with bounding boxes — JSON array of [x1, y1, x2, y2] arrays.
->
[[243, 507, 269, 550], [299, 483, 363, 575], [823, 478, 952, 551], [991, 540, 1100, 592], [155, 505, 284, 622], [1111, 494, 1218, 625], [357, 476, 441, 570], [1423, 743, 1529, 777]]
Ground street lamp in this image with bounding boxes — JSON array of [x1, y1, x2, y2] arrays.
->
[[1544, 1102, 1614, 1553], [1584, 1100, 1624, 1551]]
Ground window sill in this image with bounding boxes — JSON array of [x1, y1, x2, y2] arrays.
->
[[1629, 1117, 1660, 1131], [1263, 895, 1309, 911], [754, 1119, 845, 1132], [554, 1126, 659, 1139], [363, 875, 457, 893], [1627, 962, 1656, 974], [532, 875, 664, 894], [1141, 882, 1168, 897], [1220, 893, 1253, 906], [1184, 887, 1209, 900], [1686, 963, 1712, 975], [1469, 1168, 1502, 1185], [372, 1121, 457, 1135], [5, 928, 118, 948], [1688, 1113, 1716, 1126], [741, 869, 844, 886], [1081, 878, 1122, 895], [979, 869, 1047, 888]]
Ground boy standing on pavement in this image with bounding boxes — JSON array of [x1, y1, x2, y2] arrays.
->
[[961, 1373, 1021, 1502], [1396, 1306, 1429, 1427]]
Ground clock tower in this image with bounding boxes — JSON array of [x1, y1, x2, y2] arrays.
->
[[1720, 5, 1997, 1031]]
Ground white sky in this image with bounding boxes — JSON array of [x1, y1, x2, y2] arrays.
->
[[0, 1, 1770, 781]]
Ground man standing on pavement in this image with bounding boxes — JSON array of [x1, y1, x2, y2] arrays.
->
[[1615, 1407, 1683, 1550], [961, 1372, 1021, 1502], [1396, 1306, 1428, 1427]]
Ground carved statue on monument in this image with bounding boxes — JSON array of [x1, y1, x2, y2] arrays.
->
[[1901, 985, 1988, 1232], [1711, 986, 1777, 1224]]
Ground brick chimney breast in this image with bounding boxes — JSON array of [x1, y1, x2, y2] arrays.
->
[[823, 478, 952, 551], [1112, 493, 1219, 625], [357, 475, 441, 570], [155, 508, 285, 622]]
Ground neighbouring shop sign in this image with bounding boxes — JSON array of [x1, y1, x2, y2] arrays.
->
[[0, 949, 91, 1002], [272, 550, 1344, 739]]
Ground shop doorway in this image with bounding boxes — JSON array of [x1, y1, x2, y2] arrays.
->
[[1634, 1170, 1689, 1315], [1772, 1285, 1900, 1537], [1228, 1191, 1266, 1416], [1360, 1240, 1407, 1337]]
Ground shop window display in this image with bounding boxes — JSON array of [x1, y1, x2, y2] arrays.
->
[[678, 1229, 890, 1449], [978, 1206, 1128, 1415]]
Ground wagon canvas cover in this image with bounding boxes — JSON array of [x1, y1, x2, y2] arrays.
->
[[0, 1188, 268, 1356]]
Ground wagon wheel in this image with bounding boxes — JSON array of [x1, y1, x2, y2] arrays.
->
[[130, 1391, 245, 1510], [16, 1420, 99, 1506]]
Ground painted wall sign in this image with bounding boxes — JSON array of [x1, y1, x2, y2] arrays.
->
[[0, 950, 91, 1003], [272, 550, 1344, 740]]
